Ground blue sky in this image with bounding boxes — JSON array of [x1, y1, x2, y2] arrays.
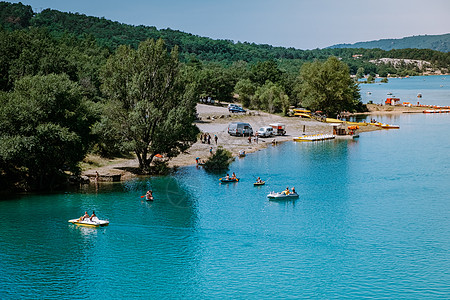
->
[[10, 0, 450, 49]]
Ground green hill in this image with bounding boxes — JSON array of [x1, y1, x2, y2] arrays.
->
[[1, 1, 449, 75], [329, 34, 450, 53]]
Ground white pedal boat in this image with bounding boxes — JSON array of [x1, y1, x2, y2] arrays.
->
[[267, 192, 299, 199], [68, 217, 109, 227]]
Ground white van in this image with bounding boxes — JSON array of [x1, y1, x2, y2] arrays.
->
[[227, 122, 253, 136], [257, 126, 274, 137]]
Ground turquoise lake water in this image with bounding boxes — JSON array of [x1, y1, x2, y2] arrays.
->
[[360, 75, 450, 106], [1, 76, 450, 298]]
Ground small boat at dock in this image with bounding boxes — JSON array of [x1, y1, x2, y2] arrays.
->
[[293, 134, 335, 142]]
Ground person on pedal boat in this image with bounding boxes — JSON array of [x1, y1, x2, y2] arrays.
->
[[80, 211, 89, 221]]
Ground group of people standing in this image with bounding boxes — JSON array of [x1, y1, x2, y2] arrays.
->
[[247, 133, 259, 144], [200, 133, 218, 145]]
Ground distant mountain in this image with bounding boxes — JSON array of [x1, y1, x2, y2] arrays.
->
[[328, 34, 450, 52]]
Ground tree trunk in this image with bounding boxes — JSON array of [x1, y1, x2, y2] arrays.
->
[[136, 150, 144, 171], [136, 150, 154, 173]]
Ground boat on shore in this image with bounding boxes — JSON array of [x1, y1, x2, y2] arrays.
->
[[68, 217, 109, 227]]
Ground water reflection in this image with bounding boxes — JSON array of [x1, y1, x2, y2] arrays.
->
[[68, 223, 101, 238]]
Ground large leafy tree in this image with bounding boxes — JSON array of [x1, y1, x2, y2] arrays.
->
[[234, 78, 256, 108], [253, 81, 290, 114], [100, 39, 199, 172], [250, 60, 282, 86], [297, 56, 362, 117], [194, 62, 238, 102], [0, 74, 96, 190]]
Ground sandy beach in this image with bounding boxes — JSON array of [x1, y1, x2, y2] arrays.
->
[[83, 103, 421, 180]]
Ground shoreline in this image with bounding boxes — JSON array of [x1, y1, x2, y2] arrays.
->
[[82, 104, 424, 181]]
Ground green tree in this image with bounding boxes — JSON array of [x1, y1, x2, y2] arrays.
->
[[194, 62, 243, 102], [0, 2, 34, 30], [253, 81, 290, 114], [356, 67, 365, 79], [297, 57, 362, 117], [0, 74, 96, 190], [100, 39, 199, 172], [203, 147, 234, 171], [250, 60, 282, 85], [234, 78, 256, 108]]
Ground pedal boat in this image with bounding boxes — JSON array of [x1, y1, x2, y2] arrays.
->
[[267, 192, 299, 199], [68, 217, 109, 227]]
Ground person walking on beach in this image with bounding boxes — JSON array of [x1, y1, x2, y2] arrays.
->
[[207, 134, 211, 145], [248, 135, 251, 144], [214, 135, 218, 145], [210, 147, 213, 155]]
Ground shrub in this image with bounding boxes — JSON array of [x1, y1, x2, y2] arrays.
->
[[203, 147, 234, 171]]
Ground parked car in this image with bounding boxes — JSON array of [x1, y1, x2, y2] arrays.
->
[[257, 126, 274, 137], [230, 106, 246, 113], [227, 122, 253, 136], [228, 104, 246, 113]]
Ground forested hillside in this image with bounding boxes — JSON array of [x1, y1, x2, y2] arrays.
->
[[1, 1, 449, 75], [329, 34, 450, 53]]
